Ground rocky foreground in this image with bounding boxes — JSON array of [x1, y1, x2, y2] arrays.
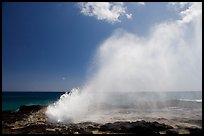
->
[[2, 105, 202, 135]]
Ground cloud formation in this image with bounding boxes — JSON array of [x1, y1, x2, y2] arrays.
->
[[169, 2, 202, 23], [78, 2, 132, 23], [137, 2, 145, 6]]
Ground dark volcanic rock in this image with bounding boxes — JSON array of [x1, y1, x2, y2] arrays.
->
[[99, 120, 173, 135], [11, 124, 46, 134], [2, 105, 45, 124], [187, 127, 202, 135], [2, 111, 24, 124], [166, 129, 178, 135], [18, 105, 45, 114], [149, 121, 173, 131]]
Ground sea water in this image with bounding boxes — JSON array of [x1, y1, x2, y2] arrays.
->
[[2, 91, 65, 111], [2, 91, 201, 114]]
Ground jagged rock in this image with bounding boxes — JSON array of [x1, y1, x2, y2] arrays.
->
[[46, 128, 55, 132], [18, 105, 45, 114], [187, 127, 202, 135], [166, 129, 178, 135], [99, 120, 174, 135]]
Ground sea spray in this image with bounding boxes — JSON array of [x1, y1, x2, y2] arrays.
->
[[46, 2, 202, 123], [46, 88, 90, 123]]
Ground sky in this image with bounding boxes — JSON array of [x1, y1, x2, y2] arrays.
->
[[2, 2, 202, 92]]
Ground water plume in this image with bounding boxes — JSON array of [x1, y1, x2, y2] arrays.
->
[[46, 3, 202, 123]]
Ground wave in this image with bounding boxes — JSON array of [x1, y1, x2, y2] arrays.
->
[[179, 99, 202, 103]]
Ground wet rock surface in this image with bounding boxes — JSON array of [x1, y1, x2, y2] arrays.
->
[[2, 105, 202, 135]]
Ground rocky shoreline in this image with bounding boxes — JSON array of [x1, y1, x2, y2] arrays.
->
[[2, 105, 202, 135]]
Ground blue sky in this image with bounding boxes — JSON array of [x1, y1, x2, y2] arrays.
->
[[2, 2, 191, 91]]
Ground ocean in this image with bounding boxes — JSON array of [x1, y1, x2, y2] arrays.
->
[[2, 92, 65, 111], [2, 91, 202, 114]]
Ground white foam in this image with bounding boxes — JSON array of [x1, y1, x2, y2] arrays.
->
[[179, 99, 202, 103]]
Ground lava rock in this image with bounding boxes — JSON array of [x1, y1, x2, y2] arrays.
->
[[166, 129, 178, 135], [99, 120, 173, 135], [18, 105, 45, 114], [187, 127, 202, 135]]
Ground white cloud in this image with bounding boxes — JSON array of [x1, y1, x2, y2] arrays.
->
[[78, 2, 132, 23], [137, 2, 145, 6], [126, 13, 132, 19], [169, 2, 202, 24]]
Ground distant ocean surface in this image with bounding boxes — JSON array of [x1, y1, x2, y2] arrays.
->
[[2, 92, 65, 111], [2, 91, 202, 112]]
